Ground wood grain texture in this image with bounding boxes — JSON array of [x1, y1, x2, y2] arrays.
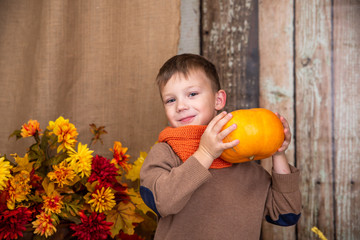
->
[[295, 0, 334, 239], [201, 0, 259, 112], [258, 0, 295, 239], [333, 1, 360, 239], [258, 1, 295, 169], [201, 0, 360, 239], [179, 0, 200, 54]]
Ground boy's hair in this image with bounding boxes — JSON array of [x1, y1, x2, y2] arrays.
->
[[156, 54, 221, 92]]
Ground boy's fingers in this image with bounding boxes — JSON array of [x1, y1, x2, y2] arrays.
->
[[278, 145, 287, 152], [281, 117, 290, 128], [212, 112, 233, 133], [285, 127, 291, 137], [223, 139, 239, 149], [207, 111, 227, 129], [218, 123, 237, 140]]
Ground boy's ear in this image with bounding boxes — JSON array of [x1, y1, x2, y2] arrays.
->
[[215, 90, 226, 110]]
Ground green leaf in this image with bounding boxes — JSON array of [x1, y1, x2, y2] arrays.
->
[[51, 214, 60, 225], [39, 130, 51, 151], [8, 129, 22, 140], [60, 201, 82, 223], [27, 194, 43, 203], [42, 177, 55, 195], [49, 153, 67, 166]]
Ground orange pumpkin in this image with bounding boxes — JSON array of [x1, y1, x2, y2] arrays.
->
[[220, 108, 284, 163]]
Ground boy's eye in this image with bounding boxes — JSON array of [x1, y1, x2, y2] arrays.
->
[[189, 92, 198, 97], [165, 98, 175, 104]]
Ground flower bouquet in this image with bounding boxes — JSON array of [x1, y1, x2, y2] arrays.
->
[[0, 117, 157, 240]]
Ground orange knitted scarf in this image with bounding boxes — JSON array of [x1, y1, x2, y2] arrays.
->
[[158, 125, 232, 169]]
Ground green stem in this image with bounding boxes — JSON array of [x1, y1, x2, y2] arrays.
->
[[34, 132, 41, 143]]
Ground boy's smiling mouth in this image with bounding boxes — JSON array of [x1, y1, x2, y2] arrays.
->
[[179, 115, 196, 124]]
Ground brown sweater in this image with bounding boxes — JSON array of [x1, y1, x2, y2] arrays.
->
[[140, 143, 301, 240]]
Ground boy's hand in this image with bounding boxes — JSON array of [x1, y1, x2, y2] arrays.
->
[[193, 111, 239, 169], [274, 112, 291, 153], [272, 112, 291, 174]]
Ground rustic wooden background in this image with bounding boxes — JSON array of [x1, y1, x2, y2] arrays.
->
[[201, 0, 359, 239]]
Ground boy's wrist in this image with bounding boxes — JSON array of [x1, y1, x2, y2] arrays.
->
[[193, 148, 214, 169], [272, 151, 291, 174]]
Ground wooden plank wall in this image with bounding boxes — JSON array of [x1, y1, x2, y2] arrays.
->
[[202, 0, 259, 111], [201, 0, 360, 239], [295, 0, 334, 239], [259, 0, 296, 239], [332, 1, 359, 239]]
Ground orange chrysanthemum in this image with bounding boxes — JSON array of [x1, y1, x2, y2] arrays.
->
[[48, 116, 78, 153], [42, 194, 64, 214], [47, 161, 77, 187], [110, 141, 131, 172], [32, 212, 57, 238], [7, 170, 31, 210], [20, 119, 42, 138]]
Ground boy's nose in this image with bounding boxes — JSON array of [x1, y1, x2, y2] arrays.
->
[[176, 100, 189, 112]]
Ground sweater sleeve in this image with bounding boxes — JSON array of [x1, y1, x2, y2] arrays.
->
[[140, 142, 212, 217], [264, 165, 302, 226]]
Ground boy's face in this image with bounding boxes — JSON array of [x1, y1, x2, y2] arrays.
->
[[160, 70, 226, 128]]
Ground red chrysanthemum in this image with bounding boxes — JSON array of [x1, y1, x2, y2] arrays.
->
[[28, 203, 43, 221], [0, 191, 9, 212], [70, 211, 113, 240], [0, 207, 32, 240], [88, 155, 118, 188], [29, 168, 43, 190], [113, 183, 130, 203]]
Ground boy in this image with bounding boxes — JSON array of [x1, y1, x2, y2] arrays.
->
[[140, 54, 301, 239]]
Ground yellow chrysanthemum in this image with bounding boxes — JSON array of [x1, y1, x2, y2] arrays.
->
[[0, 156, 13, 190], [48, 161, 77, 187], [48, 116, 78, 153], [88, 187, 116, 213], [7, 170, 31, 209], [42, 194, 64, 214], [21, 119, 42, 138], [32, 212, 57, 238], [66, 143, 93, 177]]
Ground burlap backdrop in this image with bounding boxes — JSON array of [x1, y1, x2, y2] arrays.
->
[[0, 1, 180, 159]]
